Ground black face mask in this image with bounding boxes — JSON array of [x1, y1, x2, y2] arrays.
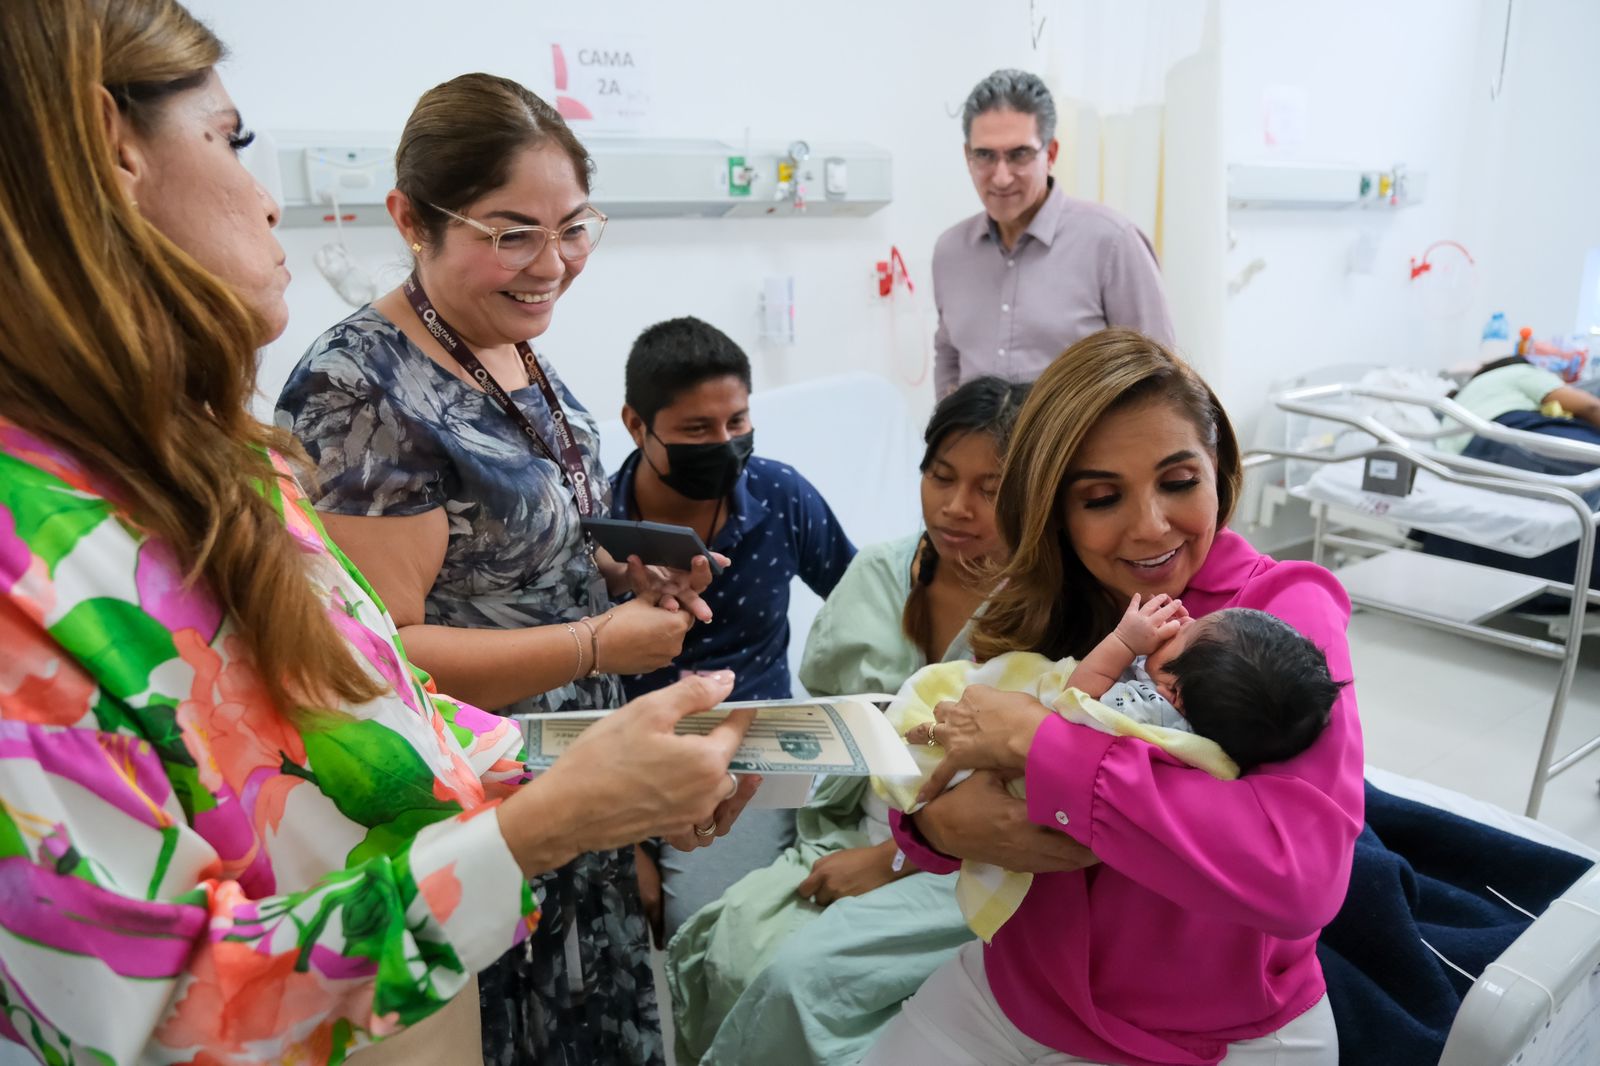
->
[[647, 431, 755, 500]]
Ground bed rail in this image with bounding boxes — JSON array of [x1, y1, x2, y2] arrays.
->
[[1250, 382, 1600, 817]]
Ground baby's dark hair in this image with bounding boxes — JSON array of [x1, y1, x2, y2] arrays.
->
[[1164, 609, 1345, 772]]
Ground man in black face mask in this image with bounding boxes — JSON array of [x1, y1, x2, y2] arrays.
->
[[612, 315, 857, 945]]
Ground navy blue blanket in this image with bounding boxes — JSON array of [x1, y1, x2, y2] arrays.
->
[[1316, 783, 1593, 1065], [1419, 408, 1600, 596]]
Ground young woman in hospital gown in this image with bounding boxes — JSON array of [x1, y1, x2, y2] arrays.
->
[[669, 377, 1045, 1066]]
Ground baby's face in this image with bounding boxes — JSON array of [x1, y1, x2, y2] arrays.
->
[[1144, 614, 1212, 708]]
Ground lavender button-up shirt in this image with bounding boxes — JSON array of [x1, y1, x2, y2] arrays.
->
[[931, 181, 1175, 395]]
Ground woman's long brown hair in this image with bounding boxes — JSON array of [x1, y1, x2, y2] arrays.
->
[[0, 0, 383, 713], [970, 329, 1243, 662]]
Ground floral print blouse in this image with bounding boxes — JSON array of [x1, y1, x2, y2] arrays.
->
[[276, 306, 623, 716], [0, 420, 538, 1064]]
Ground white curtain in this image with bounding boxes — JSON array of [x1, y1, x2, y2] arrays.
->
[[1042, 0, 1210, 114], [1037, 0, 1206, 250], [1035, 0, 1224, 380]]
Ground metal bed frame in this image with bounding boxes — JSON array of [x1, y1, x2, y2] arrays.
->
[[1248, 382, 1600, 817], [1439, 861, 1600, 1065]]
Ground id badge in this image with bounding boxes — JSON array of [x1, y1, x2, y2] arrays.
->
[[586, 570, 610, 615], [581, 533, 609, 615]]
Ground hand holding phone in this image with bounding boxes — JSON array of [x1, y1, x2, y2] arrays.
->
[[581, 517, 724, 576]]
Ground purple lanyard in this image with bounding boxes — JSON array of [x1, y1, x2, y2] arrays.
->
[[403, 272, 596, 518]]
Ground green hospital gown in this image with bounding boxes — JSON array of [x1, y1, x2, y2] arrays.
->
[[665, 534, 977, 1066]]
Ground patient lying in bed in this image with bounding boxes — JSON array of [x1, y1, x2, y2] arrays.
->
[[878, 593, 1344, 940], [1419, 358, 1600, 591]]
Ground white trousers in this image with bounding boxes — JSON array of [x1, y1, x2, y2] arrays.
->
[[862, 941, 1338, 1066]]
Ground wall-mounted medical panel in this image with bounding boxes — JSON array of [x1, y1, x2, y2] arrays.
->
[[1227, 162, 1427, 210], [586, 137, 891, 219], [258, 131, 892, 228]]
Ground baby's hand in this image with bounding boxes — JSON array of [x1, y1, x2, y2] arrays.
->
[[1113, 593, 1187, 656]]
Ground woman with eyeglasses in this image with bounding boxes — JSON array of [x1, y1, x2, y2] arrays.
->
[[276, 76, 746, 1065], [0, 2, 757, 1064]]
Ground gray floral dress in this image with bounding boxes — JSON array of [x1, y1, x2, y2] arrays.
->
[[276, 306, 661, 1066]]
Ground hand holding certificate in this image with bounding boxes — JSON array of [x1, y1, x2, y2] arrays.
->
[[516, 696, 921, 809], [496, 673, 763, 868]]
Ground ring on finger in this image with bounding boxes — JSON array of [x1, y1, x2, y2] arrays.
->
[[926, 721, 940, 747], [722, 772, 739, 800], [693, 821, 716, 838]]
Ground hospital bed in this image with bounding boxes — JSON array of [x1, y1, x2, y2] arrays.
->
[[1249, 368, 1600, 820], [1243, 371, 1600, 1062], [1362, 766, 1600, 1066]]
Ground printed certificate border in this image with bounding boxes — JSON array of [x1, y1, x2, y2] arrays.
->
[[516, 699, 872, 774]]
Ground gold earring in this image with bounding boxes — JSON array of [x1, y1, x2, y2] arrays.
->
[[410, 242, 422, 254]]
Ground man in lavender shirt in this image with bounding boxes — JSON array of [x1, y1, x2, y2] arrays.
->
[[932, 69, 1175, 396]]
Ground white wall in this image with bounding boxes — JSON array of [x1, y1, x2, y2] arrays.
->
[[188, 0, 1181, 438], [188, 0, 1593, 558], [1459, 0, 1600, 344], [1219, 0, 1600, 437], [1216, 0, 1598, 550], [1217, 0, 1486, 447]]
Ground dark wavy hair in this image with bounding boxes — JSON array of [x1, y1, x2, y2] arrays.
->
[[903, 376, 1031, 659]]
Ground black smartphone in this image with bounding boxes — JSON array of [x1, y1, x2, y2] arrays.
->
[[580, 517, 724, 576]]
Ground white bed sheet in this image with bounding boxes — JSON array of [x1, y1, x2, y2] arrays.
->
[[1293, 458, 1584, 559]]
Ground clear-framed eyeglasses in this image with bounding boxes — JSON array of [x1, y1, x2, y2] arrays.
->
[[966, 145, 1042, 173], [426, 202, 607, 270]]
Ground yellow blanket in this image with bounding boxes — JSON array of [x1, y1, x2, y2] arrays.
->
[[873, 651, 1238, 941]]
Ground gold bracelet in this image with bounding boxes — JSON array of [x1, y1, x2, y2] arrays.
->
[[577, 617, 601, 678], [563, 622, 585, 684]]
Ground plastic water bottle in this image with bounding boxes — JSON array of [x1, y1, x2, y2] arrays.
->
[[1479, 312, 1511, 361]]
